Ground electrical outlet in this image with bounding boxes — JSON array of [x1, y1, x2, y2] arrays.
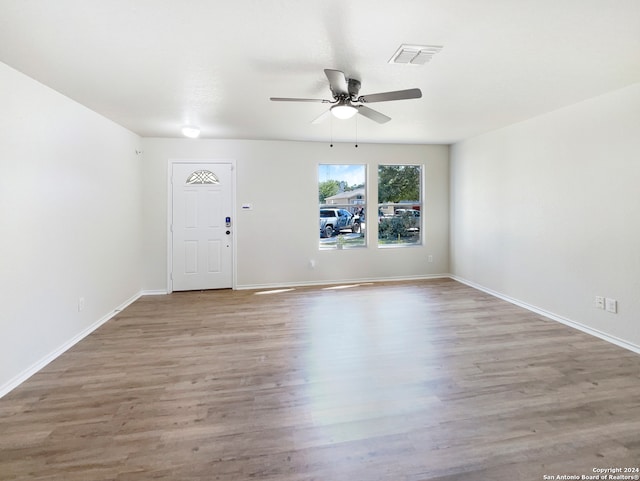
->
[[594, 296, 605, 309], [428, 255, 433, 263], [78, 297, 85, 312], [605, 298, 617, 314]]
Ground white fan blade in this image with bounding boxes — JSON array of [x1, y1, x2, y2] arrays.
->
[[311, 110, 332, 124], [358, 88, 422, 103], [270, 97, 330, 103], [324, 69, 348, 96], [357, 105, 391, 124]]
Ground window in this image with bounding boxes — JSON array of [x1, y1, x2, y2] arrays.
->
[[318, 164, 366, 249], [378, 164, 422, 246]]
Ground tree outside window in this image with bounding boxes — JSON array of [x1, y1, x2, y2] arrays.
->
[[318, 164, 366, 249], [378, 165, 422, 246]]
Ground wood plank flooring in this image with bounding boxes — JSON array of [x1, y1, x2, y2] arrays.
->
[[1, 278, 640, 480]]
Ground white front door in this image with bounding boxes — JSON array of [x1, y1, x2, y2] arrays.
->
[[171, 162, 233, 291]]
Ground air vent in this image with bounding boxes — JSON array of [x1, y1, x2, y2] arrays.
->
[[389, 44, 443, 65]]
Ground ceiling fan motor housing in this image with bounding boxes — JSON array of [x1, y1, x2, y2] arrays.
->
[[347, 78, 361, 99]]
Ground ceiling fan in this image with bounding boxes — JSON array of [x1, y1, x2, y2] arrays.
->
[[270, 69, 422, 124]]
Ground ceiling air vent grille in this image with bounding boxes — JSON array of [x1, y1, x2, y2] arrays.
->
[[389, 44, 443, 65]]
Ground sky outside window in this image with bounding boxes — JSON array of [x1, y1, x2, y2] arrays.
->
[[318, 164, 365, 186]]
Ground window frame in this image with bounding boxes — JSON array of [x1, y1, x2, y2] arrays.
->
[[318, 163, 367, 250], [377, 163, 424, 248]]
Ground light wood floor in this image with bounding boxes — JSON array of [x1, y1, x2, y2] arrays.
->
[[2, 279, 640, 480]]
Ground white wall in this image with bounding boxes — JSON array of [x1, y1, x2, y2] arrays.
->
[[141, 139, 449, 290], [451, 82, 640, 348], [0, 62, 143, 395]]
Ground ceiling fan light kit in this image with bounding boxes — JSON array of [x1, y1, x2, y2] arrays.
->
[[331, 100, 358, 119], [270, 68, 422, 124]]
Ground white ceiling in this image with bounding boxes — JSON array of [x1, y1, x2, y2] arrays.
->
[[1, 0, 639, 144]]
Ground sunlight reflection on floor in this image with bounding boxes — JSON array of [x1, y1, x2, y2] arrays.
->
[[300, 286, 445, 440]]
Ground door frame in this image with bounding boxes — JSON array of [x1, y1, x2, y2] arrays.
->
[[167, 159, 237, 293]]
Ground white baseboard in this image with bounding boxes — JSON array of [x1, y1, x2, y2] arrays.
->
[[0, 291, 143, 399], [450, 275, 640, 355], [141, 289, 168, 296], [236, 274, 450, 291]]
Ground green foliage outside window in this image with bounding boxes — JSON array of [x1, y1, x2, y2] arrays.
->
[[319, 180, 340, 202], [378, 165, 420, 203], [378, 165, 422, 246]]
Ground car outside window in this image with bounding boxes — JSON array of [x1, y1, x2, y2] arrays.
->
[[318, 164, 366, 249]]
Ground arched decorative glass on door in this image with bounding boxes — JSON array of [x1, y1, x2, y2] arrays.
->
[[186, 170, 219, 185]]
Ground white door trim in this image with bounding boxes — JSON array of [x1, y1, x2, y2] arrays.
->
[[167, 159, 237, 293]]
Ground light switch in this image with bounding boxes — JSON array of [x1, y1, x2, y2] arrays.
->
[[594, 296, 605, 309], [605, 298, 617, 313]]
